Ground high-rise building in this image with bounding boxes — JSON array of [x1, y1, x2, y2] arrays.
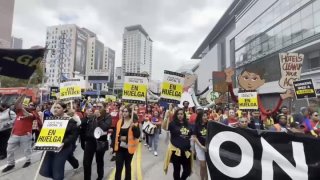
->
[[192, 0, 320, 111], [114, 66, 123, 94], [45, 24, 88, 86], [122, 25, 153, 77], [11, 37, 23, 49], [0, 0, 15, 48], [104, 47, 115, 90], [45, 24, 115, 91], [86, 36, 108, 91]]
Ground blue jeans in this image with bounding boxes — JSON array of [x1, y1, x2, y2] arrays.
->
[[40, 145, 73, 180], [148, 128, 160, 151]]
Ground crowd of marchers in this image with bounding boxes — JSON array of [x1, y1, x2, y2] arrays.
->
[[0, 96, 319, 180]]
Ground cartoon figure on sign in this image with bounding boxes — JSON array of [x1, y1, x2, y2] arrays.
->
[[178, 73, 197, 108], [224, 66, 293, 115]]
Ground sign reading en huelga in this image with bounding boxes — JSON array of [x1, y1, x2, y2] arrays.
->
[[238, 92, 258, 110], [293, 79, 317, 99], [0, 48, 45, 79], [122, 72, 148, 103], [34, 117, 69, 151], [59, 79, 81, 100], [160, 70, 185, 104], [50, 87, 59, 100], [206, 122, 320, 180]]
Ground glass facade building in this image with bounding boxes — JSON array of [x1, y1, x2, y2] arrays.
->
[[192, 0, 320, 110], [234, 0, 320, 83]]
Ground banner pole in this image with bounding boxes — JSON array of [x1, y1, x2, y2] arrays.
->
[[33, 151, 46, 180], [307, 98, 310, 107]]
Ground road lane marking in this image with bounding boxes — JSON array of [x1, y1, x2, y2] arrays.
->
[[107, 143, 141, 180], [137, 143, 142, 180], [0, 151, 43, 171]]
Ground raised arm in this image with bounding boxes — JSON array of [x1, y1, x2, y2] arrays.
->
[[224, 68, 238, 103]]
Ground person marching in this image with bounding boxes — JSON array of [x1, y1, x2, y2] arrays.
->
[[83, 108, 111, 180], [148, 110, 162, 156], [143, 105, 153, 147], [192, 111, 208, 180], [2, 95, 40, 173], [39, 102, 78, 180], [114, 105, 140, 180], [162, 103, 175, 143], [164, 108, 193, 180]]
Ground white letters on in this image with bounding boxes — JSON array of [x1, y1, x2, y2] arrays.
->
[[261, 138, 308, 180], [208, 131, 254, 178]]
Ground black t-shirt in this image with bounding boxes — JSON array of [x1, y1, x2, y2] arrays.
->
[[168, 121, 192, 151], [193, 123, 207, 146]]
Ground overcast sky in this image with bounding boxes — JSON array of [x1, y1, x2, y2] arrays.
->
[[12, 0, 232, 80]]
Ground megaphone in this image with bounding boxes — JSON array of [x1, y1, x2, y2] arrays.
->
[[94, 127, 108, 139]]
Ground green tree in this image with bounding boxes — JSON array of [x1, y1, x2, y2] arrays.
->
[[0, 64, 46, 88]]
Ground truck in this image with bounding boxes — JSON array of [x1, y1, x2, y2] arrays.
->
[[0, 87, 47, 105]]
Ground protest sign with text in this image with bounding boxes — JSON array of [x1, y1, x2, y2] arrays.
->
[[59, 79, 81, 100], [206, 122, 320, 180], [50, 87, 59, 100], [212, 71, 228, 93], [279, 53, 304, 89], [160, 70, 185, 104], [34, 117, 69, 151], [122, 73, 148, 104], [293, 79, 316, 99], [238, 92, 258, 110]]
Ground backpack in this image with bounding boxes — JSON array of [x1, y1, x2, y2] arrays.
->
[[142, 121, 156, 135]]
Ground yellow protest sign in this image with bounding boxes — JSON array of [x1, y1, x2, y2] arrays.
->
[[60, 80, 81, 100], [105, 95, 117, 102], [34, 117, 69, 151], [160, 70, 185, 103], [238, 92, 258, 110], [122, 73, 148, 103], [23, 97, 31, 106]]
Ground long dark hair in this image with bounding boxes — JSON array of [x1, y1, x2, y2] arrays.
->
[[123, 105, 132, 118], [195, 111, 205, 126], [97, 109, 106, 121], [172, 108, 188, 126]]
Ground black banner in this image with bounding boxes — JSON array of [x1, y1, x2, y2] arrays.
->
[[206, 122, 320, 180], [293, 79, 316, 99], [50, 87, 59, 100], [0, 48, 45, 79]]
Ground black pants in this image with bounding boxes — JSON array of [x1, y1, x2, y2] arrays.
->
[[115, 147, 133, 180], [171, 152, 192, 180], [40, 145, 73, 180], [67, 142, 79, 169], [32, 129, 40, 142], [83, 140, 106, 180], [144, 133, 149, 145], [0, 128, 11, 157]]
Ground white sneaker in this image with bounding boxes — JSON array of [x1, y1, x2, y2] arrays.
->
[[148, 147, 152, 151], [154, 151, 158, 156]]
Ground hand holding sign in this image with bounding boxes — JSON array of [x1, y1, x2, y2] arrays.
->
[[224, 68, 234, 83], [280, 89, 294, 100]]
